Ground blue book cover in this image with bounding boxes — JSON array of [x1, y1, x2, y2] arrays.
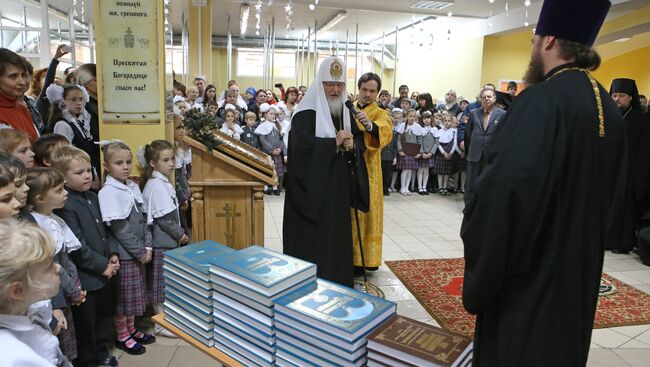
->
[[165, 240, 234, 275], [274, 279, 396, 341], [209, 245, 316, 297]]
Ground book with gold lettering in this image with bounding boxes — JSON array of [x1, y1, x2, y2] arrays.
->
[[209, 245, 316, 298], [366, 315, 473, 367]]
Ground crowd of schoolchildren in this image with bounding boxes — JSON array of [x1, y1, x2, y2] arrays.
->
[[171, 77, 302, 196], [0, 47, 194, 366], [0, 44, 486, 366]]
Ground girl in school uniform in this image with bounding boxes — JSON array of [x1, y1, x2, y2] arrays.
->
[[433, 113, 460, 195], [46, 84, 100, 180], [396, 109, 423, 196], [256, 103, 286, 196], [0, 220, 73, 367], [219, 104, 244, 140], [98, 141, 157, 355], [140, 140, 188, 334], [455, 113, 468, 193], [27, 167, 85, 362], [416, 111, 439, 195], [388, 108, 403, 193]]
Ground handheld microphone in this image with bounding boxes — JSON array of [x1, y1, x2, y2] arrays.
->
[[345, 100, 359, 116]]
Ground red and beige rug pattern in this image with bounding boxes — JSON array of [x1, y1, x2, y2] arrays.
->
[[385, 258, 650, 337]]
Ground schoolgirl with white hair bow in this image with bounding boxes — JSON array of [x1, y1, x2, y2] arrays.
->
[[45, 83, 101, 180]]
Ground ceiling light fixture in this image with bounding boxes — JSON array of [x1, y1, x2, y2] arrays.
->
[[615, 37, 632, 43], [240, 4, 250, 35], [255, 0, 262, 36], [317, 10, 347, 33]]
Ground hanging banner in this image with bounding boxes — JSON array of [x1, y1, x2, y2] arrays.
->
[[97, 0, 161, 122]]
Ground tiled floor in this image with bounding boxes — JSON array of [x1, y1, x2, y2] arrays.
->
[[118, 193, 650, 366]]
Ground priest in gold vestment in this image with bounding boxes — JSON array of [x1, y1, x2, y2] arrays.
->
[[350, 73, 393, 270]]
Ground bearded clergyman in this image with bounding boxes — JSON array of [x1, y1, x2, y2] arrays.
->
[[282, 56, 370, 287]]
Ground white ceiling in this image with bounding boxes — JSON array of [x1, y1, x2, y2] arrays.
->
[[3, 0, 650, 50]]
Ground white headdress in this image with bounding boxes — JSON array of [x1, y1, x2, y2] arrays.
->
[[291, 56, 351, 139], [224, 103, 237, 111], [173, 95, 187, 104]]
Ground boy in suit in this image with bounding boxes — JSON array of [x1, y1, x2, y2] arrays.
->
[[51, 146, 120, 367]]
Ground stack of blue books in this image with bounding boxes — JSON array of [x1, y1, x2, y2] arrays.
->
[[273, 279, 397, 367], [162, 240, 235, 347], [209, 246, 317, 367]]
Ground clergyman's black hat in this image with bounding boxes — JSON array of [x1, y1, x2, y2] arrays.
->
[[535, 0, 611, 47], [610, 78, 640, 109]]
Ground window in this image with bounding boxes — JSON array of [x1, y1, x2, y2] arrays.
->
[[237, 48, 296, 78]]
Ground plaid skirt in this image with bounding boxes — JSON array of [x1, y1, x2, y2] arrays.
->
[[418, 156, 435, 168], [272, 154, 286, 178], [58, 305, 77, 361], [147, 248, 166, 305], [115, 260, 147, 316], [433, 142, 459, 175], [397, 155, 419, 170]]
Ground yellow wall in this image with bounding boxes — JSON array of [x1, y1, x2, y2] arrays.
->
[[593, 45, 650, 95], [393, 36, 485, 103], [480, 30, 532, 90]]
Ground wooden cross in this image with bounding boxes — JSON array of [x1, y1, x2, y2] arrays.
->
[[215, 203, 241, 246]]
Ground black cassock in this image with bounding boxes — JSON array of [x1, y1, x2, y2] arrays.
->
[[282, 109, 369, 288], [608, 107, 650, 251], [461, 64, 626, 366]]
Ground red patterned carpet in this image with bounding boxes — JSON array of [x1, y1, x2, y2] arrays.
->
[[385, 258, 650, 337]]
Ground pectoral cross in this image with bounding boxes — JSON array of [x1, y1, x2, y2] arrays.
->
[[215, 203, 241, 246]]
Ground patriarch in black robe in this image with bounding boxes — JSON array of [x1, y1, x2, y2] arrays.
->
[[609, 78, 650, 253], [282, 56, 369, 287], [461, 0, 627, 365]]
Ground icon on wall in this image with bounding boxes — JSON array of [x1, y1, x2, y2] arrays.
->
[[108, 27, 150, 49], [124, 27, 135, 48]]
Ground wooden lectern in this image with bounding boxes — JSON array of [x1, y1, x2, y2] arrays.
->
[[184, 134, 277, 250]]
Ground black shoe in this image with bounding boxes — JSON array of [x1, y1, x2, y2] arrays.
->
[[264, 188, 272, 195], [383, 191, 390, 197], [353, 266, 365, 277], [611, 249, 630, 255], [424, 191, 429, 195], [115, 337, 146, 355], [460, 188, 465, 194], [365, 266, 379, 271], [273, 189, 281, 196], [132, 331, 156, 345], [409, 187, 416, 192], [98, 355, 119, 366]]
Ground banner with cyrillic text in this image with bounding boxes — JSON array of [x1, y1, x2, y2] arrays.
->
[[98, 0, 160, 116]]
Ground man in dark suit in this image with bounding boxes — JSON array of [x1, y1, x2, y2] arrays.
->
[[463, 88, 507, 205]]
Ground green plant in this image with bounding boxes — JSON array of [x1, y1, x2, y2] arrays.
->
[[183, 109, 221, 151]]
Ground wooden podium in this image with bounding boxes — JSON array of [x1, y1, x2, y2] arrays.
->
[[184, 134, 277, 250]]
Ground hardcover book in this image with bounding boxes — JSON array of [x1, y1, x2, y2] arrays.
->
[[213, 324, 274, 364], [165, 315, 214, 347], [213, 284, 274, 317], [276, 329, 366, 366], [164, 240, 234, 275], [274, 319, 366, 361], [366, 315, 473, 367], [213, 297, 275, 336], [164, 279, 212, 308], [209, 245, 316, 297], [212, 273, 317, 307], [163, 261, 212, 289], [164, 292, 213, 323], [213, 291, 274, 328], [214, 318, 276, 354], [274, 279, 396, 342], [213, 308, 276, 345], [214, 327, 275, 367]]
